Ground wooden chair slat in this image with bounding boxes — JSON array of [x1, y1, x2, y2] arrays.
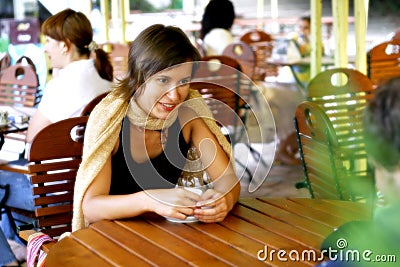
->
[[28, 159, 81, 173], [35, 204, 73, 217], [30, 169, 78, 183], [33, 193, 73, 206], [32, 181, 74, 196], [36, 215, 72, 229]]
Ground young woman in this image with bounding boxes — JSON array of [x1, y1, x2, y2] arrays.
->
[[26, 8, 113, 142], [72, 24, 240, 230]]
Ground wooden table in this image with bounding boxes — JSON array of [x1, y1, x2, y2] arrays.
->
[[267, 56, 356, 92], [46, 198, 371, 266], [0, 105, 33, 150], [267, 56, 337, 93]]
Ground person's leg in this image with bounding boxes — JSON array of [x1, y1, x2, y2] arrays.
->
[[0, 228, 17, 266], [0, 169, 35, 245]]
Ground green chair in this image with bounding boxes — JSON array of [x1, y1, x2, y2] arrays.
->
[[296, 68, 376, 202], [295, 101, 345, 199]]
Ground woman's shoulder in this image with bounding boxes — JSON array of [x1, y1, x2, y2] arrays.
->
[[178, 105, 197, 122], [178, 106, 204, 124]]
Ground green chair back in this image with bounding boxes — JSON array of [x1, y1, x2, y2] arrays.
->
[[297, 68, 376, 202]]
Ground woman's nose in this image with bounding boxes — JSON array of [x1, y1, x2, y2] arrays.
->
[[166, 87, 179, 100]]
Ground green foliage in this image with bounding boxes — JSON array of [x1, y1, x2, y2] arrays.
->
[[129, 0, 182, 12], [130, 0, 158, 12], [166, 0, 182, 10], [369, 0, 400, 15]]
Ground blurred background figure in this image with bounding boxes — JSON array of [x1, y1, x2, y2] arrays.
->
[[319, 77, 400, 267], [199, 0, 235, 56], [290, 15, 312, 57], [287, 15, 313, 89]]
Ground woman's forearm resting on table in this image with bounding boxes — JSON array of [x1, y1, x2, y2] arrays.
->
[[82, 171, 240, 224]]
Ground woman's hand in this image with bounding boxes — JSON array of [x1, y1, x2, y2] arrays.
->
[[145, 187, 203, 220], [193, 189, 232, 223]]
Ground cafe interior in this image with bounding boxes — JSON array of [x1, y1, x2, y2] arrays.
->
[[0, 0, 399, 266]]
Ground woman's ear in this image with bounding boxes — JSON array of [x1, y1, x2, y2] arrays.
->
[[59, 40, 70, 54]]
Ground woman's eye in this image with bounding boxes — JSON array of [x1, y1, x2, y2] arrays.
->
[[157, 78, 168, 84], [179, 79, 190, 85]]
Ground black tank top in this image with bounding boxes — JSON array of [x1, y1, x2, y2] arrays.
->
[[110, 117, 190, 195]]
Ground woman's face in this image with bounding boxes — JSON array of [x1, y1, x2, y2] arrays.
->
[[298, 19, 310, 37], [43, 36, 67, 69], [136, 63, 193, 120]]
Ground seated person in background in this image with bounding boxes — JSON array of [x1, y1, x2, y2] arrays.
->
[[319, 77, 400, 267], [0, 8, 113, 248], [290, 15, 312, 57], [26, 8, 113, 143], [288, 15, 312, 88], [72, 24, 240, 231], [199, 0, 235, 56]]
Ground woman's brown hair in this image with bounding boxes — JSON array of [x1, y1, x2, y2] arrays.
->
[[41, 8, 113, 81], [113, 24, 201, 100]]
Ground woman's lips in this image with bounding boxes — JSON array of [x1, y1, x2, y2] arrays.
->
[[159, 102, 176, 112]]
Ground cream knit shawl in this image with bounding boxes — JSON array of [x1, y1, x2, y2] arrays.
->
[[72, 89, 233, 231]]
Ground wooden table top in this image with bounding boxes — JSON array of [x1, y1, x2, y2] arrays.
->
[[0, 105, 32, 149], [0, 105, 33, 134], [0, 120, 28, 134], [46, 198, 371, 267]]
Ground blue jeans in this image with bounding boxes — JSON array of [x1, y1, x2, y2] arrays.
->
[[0, 169, 35, 245], [0, 228, 16, 265]]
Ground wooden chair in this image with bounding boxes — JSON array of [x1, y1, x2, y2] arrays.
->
[[239, 30, 277, 80], [294, 101, 344, 199], [190, 80, 253, 179], [297, 68, 376, 201], [222, 41, 257, 80], [193, 56, 251, 144], [80, 92, 108, 116], [367, 40, 400, 88], [0, 57, 40, 144], [98, 42, 129, 81], [0, 60, 40, 108], [0, 116, 88, 246], [191, 57, 268, 179]]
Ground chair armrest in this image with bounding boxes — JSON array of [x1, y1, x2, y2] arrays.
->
[[0, 163, 30, 174], [19, 229, 56, 254]]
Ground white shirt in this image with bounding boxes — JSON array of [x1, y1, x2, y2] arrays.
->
[[38, 59, 111, 123], [204, 28, 234, 56]]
